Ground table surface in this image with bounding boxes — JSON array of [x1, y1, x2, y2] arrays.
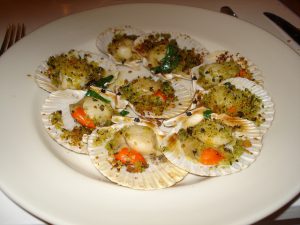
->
[[0, 0, 299, 224]]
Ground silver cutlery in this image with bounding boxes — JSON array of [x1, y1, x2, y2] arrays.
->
[[0, 23, 26, 56], [264, 12, 300, 45], [220, 6, 238, 18]]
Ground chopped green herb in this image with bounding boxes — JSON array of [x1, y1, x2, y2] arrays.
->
[[85, 90, 110, 103], [93, 75, 114, 88], [203, 109, 212, 119], [119, 110, 129, 116], [151, 43, 180, 74]]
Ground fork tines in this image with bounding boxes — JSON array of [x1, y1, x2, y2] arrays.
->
[[0, 23, 26, 56]]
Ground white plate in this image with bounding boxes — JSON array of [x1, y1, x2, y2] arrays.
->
[[0, 4, 299, 225]]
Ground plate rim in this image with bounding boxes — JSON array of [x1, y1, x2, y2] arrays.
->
[[0, 3, 300, 225]]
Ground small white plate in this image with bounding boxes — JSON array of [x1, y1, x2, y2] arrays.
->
[[0, 4, 299, 225]]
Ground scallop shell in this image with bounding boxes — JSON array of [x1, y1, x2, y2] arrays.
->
[[96, 25, 145, 66], [161, 107, 263, 176], [133, 32, 209, 80], [115, 72, 193, 119], [88, 116, 188, 190], [41, 88, 122, 154], [35, 50, 119, 93], [192, 50, 264, 92], [222, 78, 274, 135], [193, 77, 274, 135], [107, 64, 153, 92]]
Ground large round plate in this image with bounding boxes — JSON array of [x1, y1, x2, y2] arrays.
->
[[0, 4, 299, 225]]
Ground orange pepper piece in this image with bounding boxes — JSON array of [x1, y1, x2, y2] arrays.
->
[[227, 106, 237, 114], [154, 90, 167, 102], [237, 69, 246, 77], [114, 147, 147, 165], [200, 147, 224, 165], [71, 106, 96, 129]]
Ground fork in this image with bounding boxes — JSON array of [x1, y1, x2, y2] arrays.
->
[[0, 23, 26, 56]]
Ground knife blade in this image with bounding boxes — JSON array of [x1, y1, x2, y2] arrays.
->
[[264, 12, 300, 45]]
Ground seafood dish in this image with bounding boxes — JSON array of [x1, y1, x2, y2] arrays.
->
[[35, 25, 274, 189]]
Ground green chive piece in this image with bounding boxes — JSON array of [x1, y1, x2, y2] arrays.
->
[[203, 109, 212, 119], [151, 43, 180, 74], [119, 110, 129, 116], [85, 90, 110, 103], [94, 75, 114, 88]]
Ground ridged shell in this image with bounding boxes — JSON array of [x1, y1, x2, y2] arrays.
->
[[96, 25, 145, 66], [161, 107, 263, 176], [41, 88, 121, 154], [192, 77, 274, 135], [107, 64, 153, 92], [115, 72, 193, 119], [88, 116, 188, 190], [133, 32, 209, 80], [192, 50, 264, 92], [222, 78, 274, 135], [35, 50, 119, 93]]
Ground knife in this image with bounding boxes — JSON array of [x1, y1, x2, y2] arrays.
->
[[264, 12, 300, 45]]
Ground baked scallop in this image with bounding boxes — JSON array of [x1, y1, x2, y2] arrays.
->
[[35, 49, 118, 92], [36, 25, 277, 189], [88, 116, 188, 190], [133, 32, 208, 80], [161, 107, 262, 176], [191, 50, 264, 91], [41, 87, 123, 154], [117, 75, 193, 119], [96, 25, 144, 65], [194, 78, 274, 134]]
